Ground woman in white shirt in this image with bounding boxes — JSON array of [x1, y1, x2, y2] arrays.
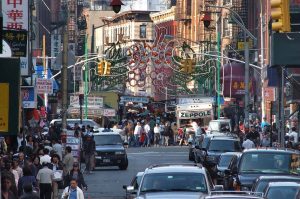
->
[[154, 124, 161, 147]]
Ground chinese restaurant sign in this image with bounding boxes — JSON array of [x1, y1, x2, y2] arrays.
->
[[2, 0, 29, 76], [3, 30, 27, 57]]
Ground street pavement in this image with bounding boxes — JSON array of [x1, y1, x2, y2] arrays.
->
[[83, 146, 190, 199]]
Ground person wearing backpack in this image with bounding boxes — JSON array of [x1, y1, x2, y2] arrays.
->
[[61, 179, 84, 199]]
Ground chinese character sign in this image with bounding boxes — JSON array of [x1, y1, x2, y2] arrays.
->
[[2, 0, 28, 30], [3, 30, 27, 57]]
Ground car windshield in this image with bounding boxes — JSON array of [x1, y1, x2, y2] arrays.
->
[[208, 140, 241, 152], [218, 155, 234, 167], [240, 152, 300, 174], [94, 135, 123, 145], [266, 186, 300, 199], [140, 172, 207, 193]]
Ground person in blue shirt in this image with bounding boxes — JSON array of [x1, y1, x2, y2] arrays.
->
[[261, 117, 270, 129], [61, 179, 84, 199]]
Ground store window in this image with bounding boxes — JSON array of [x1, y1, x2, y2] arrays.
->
[[140, 25, 147, 38]]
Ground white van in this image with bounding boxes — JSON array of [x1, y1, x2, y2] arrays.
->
[[50, 119, 101, 130]]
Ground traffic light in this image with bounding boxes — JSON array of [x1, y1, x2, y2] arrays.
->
[[97, 61, 104, 75], [79, 94, 84, 106], [270, 0, 291, 32], [104, 61, 111, 75], [180, 59, 195, 74]]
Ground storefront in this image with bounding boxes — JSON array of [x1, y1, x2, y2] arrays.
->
[[176, 103, 213, 128]]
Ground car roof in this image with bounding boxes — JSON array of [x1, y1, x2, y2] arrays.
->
[[206, 195, 264, 199], [268, 181, 300, 187], [243, 148, 299, 154], [257, 175, 300, 180], [145, 164, 206, 174], [93, 132, 120, 136], [210, 137, 239, 141]]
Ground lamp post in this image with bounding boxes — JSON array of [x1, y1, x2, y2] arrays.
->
[[207, 5, 257, 126]]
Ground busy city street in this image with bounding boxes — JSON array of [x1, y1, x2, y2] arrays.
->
[[83, 146, 189, 198]]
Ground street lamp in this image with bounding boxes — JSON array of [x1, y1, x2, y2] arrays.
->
[[207, 5, 257, 126]]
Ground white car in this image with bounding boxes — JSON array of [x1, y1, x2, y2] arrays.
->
[[50, 119, 101, 130]]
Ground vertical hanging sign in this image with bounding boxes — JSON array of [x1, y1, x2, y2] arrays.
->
[[2, 0, 29, 76]]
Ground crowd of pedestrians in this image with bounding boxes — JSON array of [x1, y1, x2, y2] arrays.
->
[[0, 121, 90, 199]]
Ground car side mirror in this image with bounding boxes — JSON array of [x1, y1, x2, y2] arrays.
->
[[213, 185, 224, 191]]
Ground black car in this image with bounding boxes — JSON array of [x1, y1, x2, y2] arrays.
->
[[93, 132, 128, 170], [234, 148, 300, 191], [216, 152, 242, 190], [251, 175, 300, 193]]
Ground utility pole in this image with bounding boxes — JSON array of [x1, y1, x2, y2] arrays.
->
[[244, 31, 250, 127], [61, 7, 69, 130]]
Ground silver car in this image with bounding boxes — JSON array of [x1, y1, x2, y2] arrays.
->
[[135, 164, 223, 199]]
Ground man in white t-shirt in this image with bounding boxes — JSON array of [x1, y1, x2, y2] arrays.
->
[[40, 148, 52, 165], [134, 122, 142, 146], [144, 122, 151, 147], [154, 124, 161, 147], [288, 127, 298, 145]]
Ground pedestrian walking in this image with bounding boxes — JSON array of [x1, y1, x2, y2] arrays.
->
[[83, 135, 95, 174], [20, 183, 40, 199], [154, 124, 161, 147], [49, 154, 64, 199], [36, 163, 53, 199], [64, 162, 87, 191], [63, 146, 74, 176], [18, 166, 38, 196], [163, 122, 172, 146], [133, 122, 142, 147], [1, 173, 18, 199], [242, 134, 255, 149], [61, 179, 84, 199]]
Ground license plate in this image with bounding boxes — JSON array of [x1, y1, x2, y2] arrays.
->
[[103, 159, 110, 163]]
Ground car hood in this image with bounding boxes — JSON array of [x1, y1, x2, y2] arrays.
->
[[238, 173, 259, 187], [95, 145, 124, 151], [138, 192, 206, 199]]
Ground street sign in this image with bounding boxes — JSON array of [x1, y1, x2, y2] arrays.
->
[[51, 34, 61, 69], [70, 95, 103, 108], [21, 86, 36, 109], [36, 78, 53, 94], [103, 109, 116, 117], [264, 87, 276, 101], [177, 103, 212, 111]]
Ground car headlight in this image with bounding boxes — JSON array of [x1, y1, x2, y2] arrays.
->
[[115, 151, 125, 155]]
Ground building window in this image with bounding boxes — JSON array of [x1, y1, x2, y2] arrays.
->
[[140, 25, 147, 38]]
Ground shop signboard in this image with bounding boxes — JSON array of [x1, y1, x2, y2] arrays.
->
[[2, 0, 29, 76], [36, 78, 53, 94], [177, 97, 212, 104], [70, 95, 103, 108], [68, 107, 103, 116], [120, 96, 149, 104], [0, 84, 9, 132], [177, 103, 212, 111], [21, 86, 36, 108], [103, 109, 116, 117], [178, 110, 211, 119]]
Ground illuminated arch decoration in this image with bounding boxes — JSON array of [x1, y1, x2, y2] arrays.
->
[[91, 26, 215, 96]]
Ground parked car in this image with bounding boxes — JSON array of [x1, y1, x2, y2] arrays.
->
[[264, 182, 300, 199], [234, 148, 300, 191], [135, 164, 223, 199], [251, 175, 300, 193], [123, 172, 144, 199], [93, 132, 128, 170], [216, 152, 242, 190]]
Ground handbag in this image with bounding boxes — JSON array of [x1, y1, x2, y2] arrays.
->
[[52, 170, 63, 181]]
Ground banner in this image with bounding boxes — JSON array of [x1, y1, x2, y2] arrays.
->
[[103, 109, 116, 117], [21, 86, 36, 109], [70, 95, 103, 108]]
